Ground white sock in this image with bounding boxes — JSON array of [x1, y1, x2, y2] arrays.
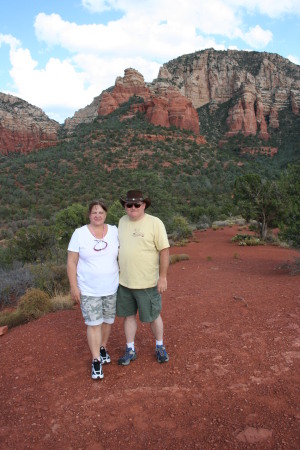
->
[[127, 342, 135, 351], [156, 340, 163, 347]]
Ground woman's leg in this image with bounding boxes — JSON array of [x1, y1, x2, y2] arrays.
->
[[100, 322, 112, 348], [87, 324, 101, 360]]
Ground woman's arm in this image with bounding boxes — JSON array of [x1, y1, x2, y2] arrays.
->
[[67, 251, 81, 304]]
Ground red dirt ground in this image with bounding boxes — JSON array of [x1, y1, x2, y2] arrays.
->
[[1, 226, 299, 450]]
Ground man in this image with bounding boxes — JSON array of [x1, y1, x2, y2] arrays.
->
[[117, 189, 170, 365]]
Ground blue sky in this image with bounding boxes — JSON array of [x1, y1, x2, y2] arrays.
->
[[1, 0, 300, 123]]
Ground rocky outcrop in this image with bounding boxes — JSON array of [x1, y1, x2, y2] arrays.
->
[[0, 94, 59, 154], [2, 50, 299, 153], [225, 83, 269, 140], [65, 68, 200, 135], [159, 49, 300, 139]]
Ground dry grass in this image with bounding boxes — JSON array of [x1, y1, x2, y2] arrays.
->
[[0, 289, 75, 330], [169, 254, 190, 264]]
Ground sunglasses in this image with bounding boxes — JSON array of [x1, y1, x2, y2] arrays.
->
[[125, 203, 142, 208], [93, 239, 108, 252]]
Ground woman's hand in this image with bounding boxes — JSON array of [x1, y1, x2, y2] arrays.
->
[[70, 286, 81, 304]]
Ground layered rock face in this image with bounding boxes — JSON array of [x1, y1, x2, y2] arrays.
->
[[2, 50, 299, 153], [65, 68, 200, 135], [159, 49, 300, 140], [0, 94, 59, 154]]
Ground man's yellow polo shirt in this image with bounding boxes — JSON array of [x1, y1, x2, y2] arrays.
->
[[118, 213, 170, 289]]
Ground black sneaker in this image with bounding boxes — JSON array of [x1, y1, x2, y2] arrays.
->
[[91, 359, 104, 379], [100, 346, 111, 364], [118, 346, 137, 366]]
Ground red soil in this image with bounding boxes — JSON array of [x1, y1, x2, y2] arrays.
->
[[1, 226, 299, 449]]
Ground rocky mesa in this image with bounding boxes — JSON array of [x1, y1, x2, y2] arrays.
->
[[0, 93, 60, 155], [64, 68, 200, 135], [1, 49, 300, 153], [159, 49, 300, 140]]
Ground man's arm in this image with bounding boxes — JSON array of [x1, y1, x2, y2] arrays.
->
[[157, 247, 169, 294]]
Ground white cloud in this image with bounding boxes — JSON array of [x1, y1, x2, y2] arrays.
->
[[242, 25, 273, 48], [228, 0, 300, 18], [287, 54, 300, 65], [0, 33, 21, 49], [2, 0, 300, 123], [81, 0, 122, 13]]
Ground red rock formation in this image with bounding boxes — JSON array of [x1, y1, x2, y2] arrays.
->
[[97, 68, 200, 134], [226, 84, 269, 140], [160, 49, 300, 139], [0, 93, 59, 154]]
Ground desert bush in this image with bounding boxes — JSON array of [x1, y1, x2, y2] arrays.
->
[[30, 264, 69, 296], [169, 254, 190, 264], [196, 215, 211, 230], [0, 266, 33, 310], [18, 288, 52, 320], [231, 234, 264, 246], [0, 309, 27, 328], [168, 215, 193, 240], [50, 294, 75, 311]]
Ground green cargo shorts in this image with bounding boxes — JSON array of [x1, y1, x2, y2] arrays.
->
[[116, 285, 161, 323]]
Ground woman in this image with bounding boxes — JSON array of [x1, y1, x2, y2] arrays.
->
[[67, 200, 119, 380]]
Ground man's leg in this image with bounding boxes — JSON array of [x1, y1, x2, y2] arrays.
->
[[150, 314, 163, 340], [124, 315, 138, 342], [151, 314, 169, 363], [118, 315, 138, 366]]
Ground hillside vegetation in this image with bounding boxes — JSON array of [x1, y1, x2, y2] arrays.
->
[[1, 97, 299, 235]]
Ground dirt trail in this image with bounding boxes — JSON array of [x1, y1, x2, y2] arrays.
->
[[1, 226, 299, 449]]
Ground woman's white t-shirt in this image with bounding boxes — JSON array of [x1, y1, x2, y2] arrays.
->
[[68, 224, 119, 296]]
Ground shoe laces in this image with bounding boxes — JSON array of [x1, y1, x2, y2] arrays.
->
[[123, 347, 134, 358], [93, 359, 101, 371], [156, 346, 166, 357]]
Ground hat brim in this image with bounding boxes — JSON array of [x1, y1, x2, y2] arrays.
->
[[120, 198, 151, 209]]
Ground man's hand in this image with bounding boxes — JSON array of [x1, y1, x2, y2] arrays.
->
[[157, 276, 167, 294]]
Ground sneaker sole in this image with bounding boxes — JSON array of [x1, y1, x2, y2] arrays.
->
[[118, 354, 137, 366], [92, 373, 104, 379], [101, 358, 111, 365], [157, 357, 169, 363]]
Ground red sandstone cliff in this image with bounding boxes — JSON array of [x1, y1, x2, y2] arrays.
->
[[159, 49, 300, 140], [2, 50, 300, 153], [0, 94, 59, 155], [65, 68, 200, 135]]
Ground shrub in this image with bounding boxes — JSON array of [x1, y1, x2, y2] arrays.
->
[[18, 288, 52, 320], [0, 266, 33, 310], [169, 254, 190, 264], [30, 264, 69, 297], [196, 214, 211, 230], [50, 294, 75, 311], [0, 309, 27, 328], [168, 215, 193, 240], [231, 234, 264, 246]]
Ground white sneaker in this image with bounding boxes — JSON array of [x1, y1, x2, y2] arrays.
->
[[100, 346, 111, 364], [91, 359, 104, 379]]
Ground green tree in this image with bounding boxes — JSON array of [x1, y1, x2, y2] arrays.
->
[[10, 225, 57, 264], [234, 174, 283, 239], [55, 203, 87, 245], [279, 164, 300, 247], [106, 200, 125, 226]]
